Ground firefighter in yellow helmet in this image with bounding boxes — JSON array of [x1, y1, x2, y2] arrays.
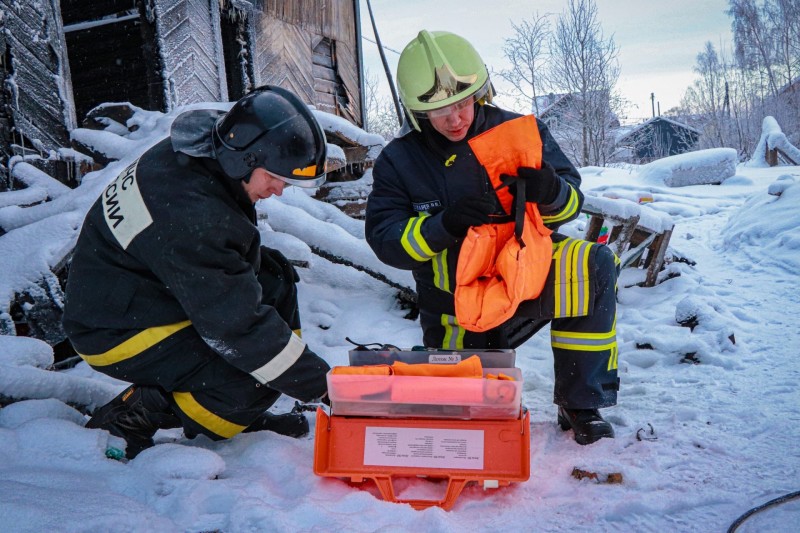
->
[[366, 31, 621, 445]]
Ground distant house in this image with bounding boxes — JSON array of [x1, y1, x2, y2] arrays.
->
[[537, 92, 620, 131], [616, 116, 699, 163], [0, 0, 365, 187]]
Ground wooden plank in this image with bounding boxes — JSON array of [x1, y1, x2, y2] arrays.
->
[[313, 64, 338, 82], [315, 79, 341, 95], [645, 228, 672, 287], [255, 16, 315, 103], [619, 232, 656, 269], [313, 52, 335, 69], [154, 0, 225, 106]]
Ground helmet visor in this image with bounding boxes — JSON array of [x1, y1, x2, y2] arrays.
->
[[411, 79, 491, 121], [269, 169, 327, 188]]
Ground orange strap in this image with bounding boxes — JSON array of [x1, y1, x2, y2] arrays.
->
[[392, 355, 482, 377], [331, 355, 483, 378], [467, 114, 543, 213], [331, 365, 392, 376]]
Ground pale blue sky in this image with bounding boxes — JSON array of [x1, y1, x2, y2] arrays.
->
[[359, 0, 732, 122]]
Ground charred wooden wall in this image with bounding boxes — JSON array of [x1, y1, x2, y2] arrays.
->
[[0, 26, 11, 189], [256, 0, 363, 126], [0, 0, 75, 156], [0, 0, 364, 186], [153, 0, 228, 109], [61, 0, 163, 122]]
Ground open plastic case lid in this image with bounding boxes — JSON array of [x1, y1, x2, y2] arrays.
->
[[348, 348, 515, 368]]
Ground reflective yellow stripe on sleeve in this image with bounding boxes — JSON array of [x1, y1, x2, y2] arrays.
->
[[432, 248, 451, 293], [78, 320, 192, 367], [250, 332, 306, 384], [441, 314, 465, 350], [541, 184, 580, 225], [401, 214, 436, 262], [172, 391, 246, 439]]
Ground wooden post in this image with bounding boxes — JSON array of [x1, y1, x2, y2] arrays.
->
[[613, 215, 640, 258], [644, 227, 673, 287], [766, 146, 778, 167], [585, 215, 604, 242]]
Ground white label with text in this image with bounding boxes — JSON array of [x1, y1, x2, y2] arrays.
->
[[428, 353, 462, 364], [363, 427, 484, 469]]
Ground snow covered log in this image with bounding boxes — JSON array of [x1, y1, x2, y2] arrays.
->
[[747, 116, 800, 167], [0, 335, 117, 413], [639, 148, 738, 187]]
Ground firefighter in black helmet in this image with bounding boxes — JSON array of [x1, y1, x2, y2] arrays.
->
[[63, 86, 331, 459]]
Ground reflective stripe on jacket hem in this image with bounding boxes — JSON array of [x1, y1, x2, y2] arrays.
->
[[78, 320, 192, 367], [250, 332, 306, 384]]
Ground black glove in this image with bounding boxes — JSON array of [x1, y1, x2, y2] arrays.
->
[[261, 246, 300, 283], [441, 195, 496, 237], [515, 162, 562, 205]]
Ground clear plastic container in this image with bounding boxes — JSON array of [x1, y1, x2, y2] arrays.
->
[[327, 367, 523, 420]]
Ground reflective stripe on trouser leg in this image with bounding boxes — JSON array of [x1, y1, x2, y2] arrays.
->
[[552, 237, 593, 318], [163, 332, 284, 440], [78, 324, 285, 441], [551, 244, 619, 409], [172, 386, 281, 440]]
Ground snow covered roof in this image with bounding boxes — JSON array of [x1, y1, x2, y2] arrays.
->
[[617, 115, 701, 144]]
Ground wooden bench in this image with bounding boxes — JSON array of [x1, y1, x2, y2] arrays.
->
[[581, 195, 674, 287]]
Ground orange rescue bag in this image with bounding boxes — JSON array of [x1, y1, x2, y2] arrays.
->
[[457, 115, 553, 332]]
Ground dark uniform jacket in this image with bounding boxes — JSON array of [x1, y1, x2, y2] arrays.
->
[[365, 104, 584, 325], [63, 136, 328, 401]]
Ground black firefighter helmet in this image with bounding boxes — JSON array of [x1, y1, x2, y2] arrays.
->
[[212, 85, 327, 187]]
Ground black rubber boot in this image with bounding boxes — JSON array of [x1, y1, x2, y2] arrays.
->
[[243, 411, 310, 438], [557, 406, 615, 445], [86, 385, 180, 459]]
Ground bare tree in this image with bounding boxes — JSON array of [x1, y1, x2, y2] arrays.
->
[[363, 69, 402, 141], [496, 13, 552, 114], [728, 0, 780, 97], [547, 0, 620, 166], [683, 42, 731, 147], [677, 1, 800, 156]]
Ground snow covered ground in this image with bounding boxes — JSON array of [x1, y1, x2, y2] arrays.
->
[[1, 105, 799, 532]]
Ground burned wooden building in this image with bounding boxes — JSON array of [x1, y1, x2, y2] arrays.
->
[[0, 0, 366, 187], [617, 116, 699, 163]]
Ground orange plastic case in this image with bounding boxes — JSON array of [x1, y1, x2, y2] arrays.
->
[[313, 408, 530, 511], [313, 351, 530, 510]]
